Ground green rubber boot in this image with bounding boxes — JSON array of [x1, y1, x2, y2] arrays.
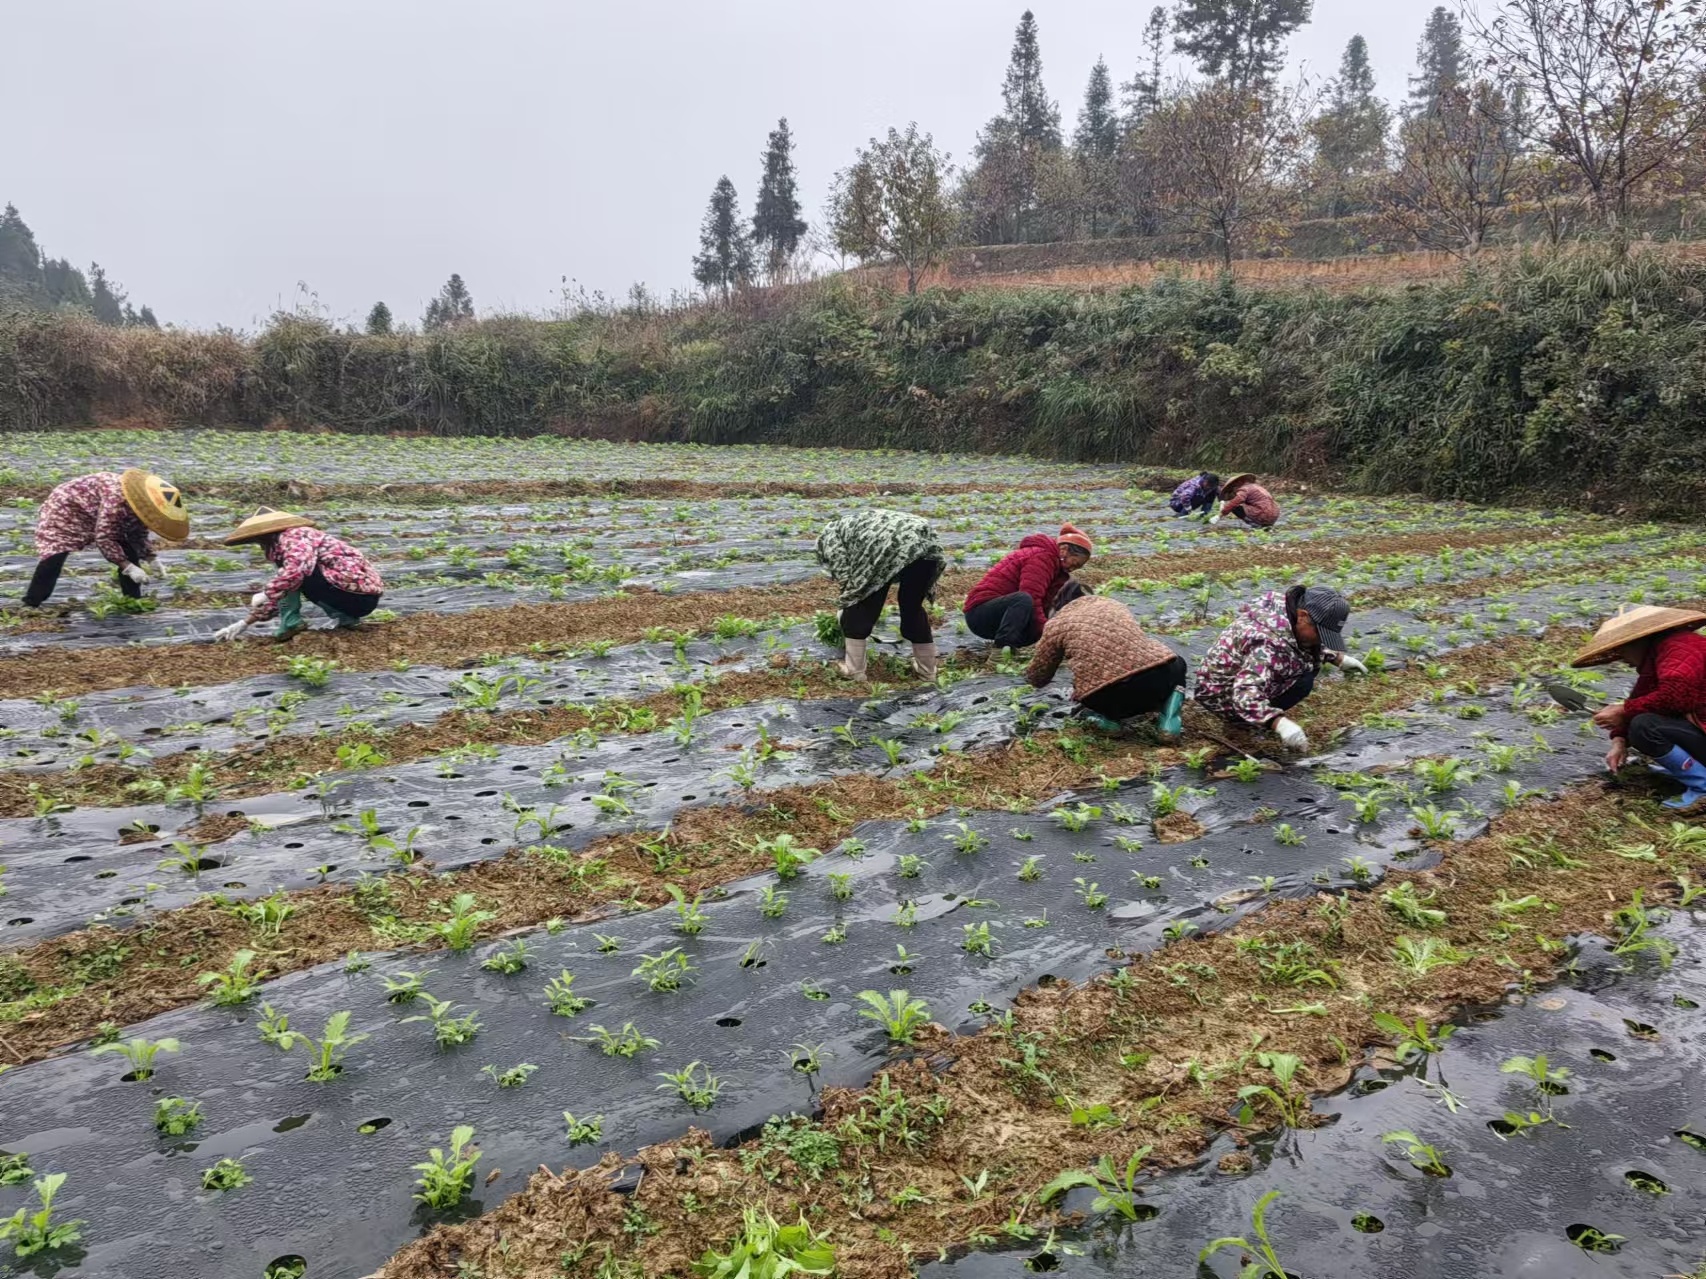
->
[[1157, 687, 1185, 740], [273, 589, 306, 641], [321, 604, 361, 629], [1079, 709, 1124, 734]]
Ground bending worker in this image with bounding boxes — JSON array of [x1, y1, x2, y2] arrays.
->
[[1026, 581, 1186, 738], [1575, 605, 1706, 813], [23, 469, 187, 607], [1168, 471, 1221, 519], [963, 524, 1093, 651], [1194, 585, 1364, 752], [213, 509, 385, 641], [1211, 473, 1280, 529], [814, 508, 945, 681]]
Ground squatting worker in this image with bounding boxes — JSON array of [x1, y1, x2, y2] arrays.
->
[[1168, 471, 1221, 520], [1025, 580, 1187, 739], [1194, 585, 1366, 753], [963, 524, 1093, 651], [1211, 473, 1280, 529], [23, 469, 187, 607], [1574, 605, 1706, 814], [212, 509, 386, 642], [814, 508, 946, 682]]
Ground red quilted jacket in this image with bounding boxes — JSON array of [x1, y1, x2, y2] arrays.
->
[[963, 534, 1068, 636], [1616, 629, 1706, 738]]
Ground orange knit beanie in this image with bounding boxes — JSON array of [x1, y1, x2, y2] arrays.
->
[[1058, 524, 1094, 556]]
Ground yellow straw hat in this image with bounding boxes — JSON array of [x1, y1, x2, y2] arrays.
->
[[223, 508, 319, 546], [1571, 605, 1706, 668], [1219, 473, 1258, 500], [119, 469, 189, 541]]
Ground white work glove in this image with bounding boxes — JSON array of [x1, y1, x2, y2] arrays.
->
[[1337, 654, 1367, 676], [121, 563, 150, 586], [212, 620, 250, 642], [1209, 511, 1223, 525], [1272, 717, 1308, 750], [250, 591, 268, 610]]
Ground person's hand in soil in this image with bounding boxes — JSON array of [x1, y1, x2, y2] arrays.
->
[[1604, 739, 1628, 773]]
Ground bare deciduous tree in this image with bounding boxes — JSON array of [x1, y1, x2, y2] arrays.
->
[[1135, 80, 1314, 268], [1463, 0, 1706, 224], [1378, 83, 1521, 257], [831, 125, 955, 295]]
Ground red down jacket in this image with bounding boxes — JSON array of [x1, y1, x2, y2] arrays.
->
[[963, 534, 1069, 637], [1615, 629, 1706, 739]]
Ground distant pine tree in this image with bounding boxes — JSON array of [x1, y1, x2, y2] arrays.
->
[[423, 274, 475, 331], [692, 176, 755, 300], [1173, 0, 1312, 90], [1408, 6, 1465, 116], [88, 262, 126, 326], [366, 301, 394, 335], [1121, 7, 1171, 124], [752, 118, 808, 280], [0, 203, 45, 305], [1074, 57, 1119, 158], [135, 304, 159, 328], [1003, 10, 1061, 149]]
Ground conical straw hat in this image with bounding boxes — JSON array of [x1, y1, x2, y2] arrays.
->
[[1571, 605, 1706, 668], [119, 469, 189, 541], [1219, 473, 1258, 500], [223, 508, 318, 546]]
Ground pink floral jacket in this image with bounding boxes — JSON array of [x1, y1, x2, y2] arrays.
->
[[1193, 591, 1319, 726], [34, 472, 154, 566], [250, 527, 385, 621]]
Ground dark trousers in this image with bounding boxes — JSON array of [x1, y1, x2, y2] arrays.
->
[[1081, 656, 1187, 719], [301, 568, 381, 620], [24, 553, 140, 607], [1629, 712, 1706, 760], [964, 592, 1042, 650], [1273, 668, 1316, 712], [840, 557, 936, 644]]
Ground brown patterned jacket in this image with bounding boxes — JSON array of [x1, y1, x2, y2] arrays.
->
[[1025, 596, 1178, 701]]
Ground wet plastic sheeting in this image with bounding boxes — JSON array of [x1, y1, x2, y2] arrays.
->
[[920, 920, 1706, 1279], [0, 676, 1045, 943], [0, 678, 1651, 1279]]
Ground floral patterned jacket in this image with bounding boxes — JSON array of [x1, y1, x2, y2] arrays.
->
[[34, 472, 154, 566], [250, 527, 386, 621], [1193, 590, 1319, 726], [815, 509, 944, 609], [1169, 474, 1217, 515]]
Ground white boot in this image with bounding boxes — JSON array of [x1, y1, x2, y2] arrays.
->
[[910, 642, 938, 681], [837, 638, 869, 680]]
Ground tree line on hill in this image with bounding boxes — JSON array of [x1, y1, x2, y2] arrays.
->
[[0, 205, 158, 327], [687, 0, 1706, 293]]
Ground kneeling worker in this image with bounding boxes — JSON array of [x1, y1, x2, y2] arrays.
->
[[1574, 604, 1706, 813], [23, 469, 187, 607], [213, 509, 385, 641], [1025, 581, 1186, 738], [1211, 473, 1280, 529], [963, 524, 1093, 651], [1194, 585, 1364, 752]]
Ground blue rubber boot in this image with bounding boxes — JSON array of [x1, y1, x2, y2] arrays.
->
[[1157, 687, 1185, 740], [1656, 746, 1706, 812]]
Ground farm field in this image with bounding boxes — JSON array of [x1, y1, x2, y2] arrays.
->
[[0, 433, 1702, 1279]]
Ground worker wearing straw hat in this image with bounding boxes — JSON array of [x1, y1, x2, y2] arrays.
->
[[1210, 473, 1280, 529], [22, 469, 187, 607], [212, 509, 385, 642], [1574, 605, 1706, 813]]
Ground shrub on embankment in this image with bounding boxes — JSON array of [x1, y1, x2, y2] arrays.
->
[[3, 245, 1704, 508]]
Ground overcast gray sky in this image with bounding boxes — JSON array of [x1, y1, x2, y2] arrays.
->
[[6, 0, 1446, 330]]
